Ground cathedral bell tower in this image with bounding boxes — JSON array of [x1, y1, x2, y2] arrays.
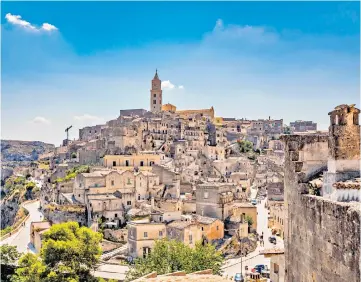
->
[[150, 69, 162, 113]]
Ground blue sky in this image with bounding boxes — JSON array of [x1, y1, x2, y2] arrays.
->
[[1, 1, 360, 145]]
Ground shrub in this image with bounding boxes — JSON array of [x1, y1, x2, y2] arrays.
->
[[1, 226, 12, 237]]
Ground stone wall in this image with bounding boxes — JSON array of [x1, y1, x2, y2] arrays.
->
[[281, 135, 360, 282], [43, 204, 87, 226]]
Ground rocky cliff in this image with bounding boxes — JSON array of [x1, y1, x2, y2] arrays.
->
[[1, 140, 55, 168]]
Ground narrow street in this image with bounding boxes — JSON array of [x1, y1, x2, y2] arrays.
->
[[1, 178, 44, 254], [221, 196, 284, 279]]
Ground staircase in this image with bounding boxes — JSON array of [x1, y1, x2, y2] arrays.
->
[[101, 244, 128, 261]]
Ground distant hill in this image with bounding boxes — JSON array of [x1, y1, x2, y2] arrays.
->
[[1, 140, 55, 167]]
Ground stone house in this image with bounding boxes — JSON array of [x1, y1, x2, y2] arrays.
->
[[224, 215, 249, 238], [87, 193, 128, 226], [192, 215, 224, 241], [268, 202, 284, 238], [203, 145, 225, 161], [128, 222, 166, 258], [230, 202, 257, 231], [79, 124, 104, 141], [166, 220, 203, 248], [260, 248, 285, 282], [103, 153, 161, 169], [30, 221, 51, 253], [196, 183, 236, 220]]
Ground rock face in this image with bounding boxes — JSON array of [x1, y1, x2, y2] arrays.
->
[[1, 196, 20, 229], [281, 134, 360, 282], [1, 140, 54, 167], [1, 167, 13, 182]]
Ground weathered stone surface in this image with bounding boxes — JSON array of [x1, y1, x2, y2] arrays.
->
[[282, 134, 360, 282]]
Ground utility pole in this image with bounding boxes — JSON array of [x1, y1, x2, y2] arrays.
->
[[225, 228, 245, 282]]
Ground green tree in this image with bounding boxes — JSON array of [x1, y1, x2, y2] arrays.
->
[[283, 126, 291, 134], [238, 140, 253, 153], [125, 239, 224, 281], [12, 253, 46, 282], [245, 215, 254, 232], [12, 222, 103, 282], [25, 182, 36, 190], [0, 244, 20, 265]]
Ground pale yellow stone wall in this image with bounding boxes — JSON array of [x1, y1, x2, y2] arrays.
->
[[103, 154, 161, 168], [128, 222, 166, 258], [176, 107, 215, 120], [162, 103, 177, 112]]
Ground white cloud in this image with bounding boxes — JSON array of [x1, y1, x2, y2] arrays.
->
[[31, 116, 51, 125], [5, 13, 57, 32], [5, 13, 36, 30], [208, 18, 278, 45], [41, 23, 58, 31], [162, 80, 184, 90], [74, 114, 104, 124], [161, 80, 175, 90]]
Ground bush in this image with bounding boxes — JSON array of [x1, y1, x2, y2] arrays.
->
[[126, 239, 224, 281], [12, 222, 103, 282], [25, 182, 36, 190], [238, 140, 253, 153], [0, 227, 12, 237]]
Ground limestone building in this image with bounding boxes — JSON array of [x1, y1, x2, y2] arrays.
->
[[128, 222, 166, 258], [150, 70, 162, 113]]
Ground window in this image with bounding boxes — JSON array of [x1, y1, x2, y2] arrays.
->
[[78, 194, 80, 197], [111, 180, 114, 186], [189, 234, 193, 244], [159, 231, 163, 237], [127, 178, 131, 185], [140, 161, 144, 167], [204, 192, 209, 199], [273, 263, 279, 274], [201, 227, 204, 231], [216, 225, 219, 230], [153, 100, 156, 104], [154, 94, 156, 98], [115, 213, 118, 217], [138, 194, 140, 200], [125, 160, 130, 166], [112, 161, 116, 167], [127, 201, 132, 205], [144, 232, 148, 238]]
